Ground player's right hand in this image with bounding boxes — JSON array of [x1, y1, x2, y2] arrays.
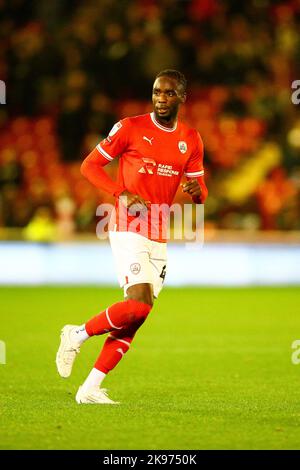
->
[[119, 190, 150, 214]]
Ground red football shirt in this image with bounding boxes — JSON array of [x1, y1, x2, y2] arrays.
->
[[84, 112, 206, 242]]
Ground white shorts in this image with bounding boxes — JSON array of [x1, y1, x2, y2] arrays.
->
[[109, 231, 167, 298]]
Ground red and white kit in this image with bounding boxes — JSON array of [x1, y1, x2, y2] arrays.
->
[[82, 112, 207, 296]]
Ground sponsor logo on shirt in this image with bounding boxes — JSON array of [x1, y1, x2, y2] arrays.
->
[[138, 158, 157, 174], [157, 164, 179, 177], [138, 158, 179, 177]]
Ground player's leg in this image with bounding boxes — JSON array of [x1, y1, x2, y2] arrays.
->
[[82, 243, 167, 400], [84, 294, 153, 336], [55, 296, 152, 379], [76, 319, 143, 404], [78, 257, 166, 401], [78, 283, 153, 390], [83, 233, 155, 341], [78, 232, 154, 339], [126, 282, 154, 305], [56, 232, 154, 379], [77, 283, 154, 402], [76, 240, 167, 404]]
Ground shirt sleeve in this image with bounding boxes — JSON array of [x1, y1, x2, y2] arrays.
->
[[95, 118, 130, 162], [184, 131, 208, 204], [184, 131, 205, 178], [80, 119, 131, 197]]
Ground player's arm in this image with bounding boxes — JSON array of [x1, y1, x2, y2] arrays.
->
[[118, 190, 150, 210], [182, 131, 208, 204], [182, 176, 208, 204], [81, 120, 128, 197], [81, 147, 125, 197], [81, 120, 149, 208], [81, 150, 149, 207]]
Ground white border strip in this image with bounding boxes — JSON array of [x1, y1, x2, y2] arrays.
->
[[96, 144, 114, 161]]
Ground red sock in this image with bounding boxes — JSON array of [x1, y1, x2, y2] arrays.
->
[[94, 322, 142, 374], [85, 299, 152, 337]]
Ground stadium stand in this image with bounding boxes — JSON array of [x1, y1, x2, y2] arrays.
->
[[0, 0, 299, 236]]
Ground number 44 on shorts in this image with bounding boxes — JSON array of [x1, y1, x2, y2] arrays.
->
[[160, 265, 167, 282]]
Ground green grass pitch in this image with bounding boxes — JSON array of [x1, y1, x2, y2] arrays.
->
[[0, 286, 300, 450]]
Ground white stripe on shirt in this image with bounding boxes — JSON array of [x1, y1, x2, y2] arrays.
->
[[96, 144, 114, 161], [184, 170, 204, 177]]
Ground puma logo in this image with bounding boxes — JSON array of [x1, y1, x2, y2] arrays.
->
[[143, 136, 154, 145]]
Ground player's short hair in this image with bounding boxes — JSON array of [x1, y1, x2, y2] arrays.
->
[[155, 69, 187, 94]]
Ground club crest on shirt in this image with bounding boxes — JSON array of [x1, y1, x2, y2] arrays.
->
[[178, 141, 187, 154], [130, 263, 141, 275], [108, 121, 122, 137]]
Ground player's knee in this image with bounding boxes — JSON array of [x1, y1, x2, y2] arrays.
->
[[126, 283, 154, 307], [108, 335, 131, 354], [126, 298, 152, 324]]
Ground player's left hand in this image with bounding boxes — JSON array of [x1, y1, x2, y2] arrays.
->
[[181, 179, 202, 197]]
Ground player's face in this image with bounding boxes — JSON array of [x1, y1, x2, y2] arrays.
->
[[152, 76, 186, 123]]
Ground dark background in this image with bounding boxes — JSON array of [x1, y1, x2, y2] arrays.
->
[[0, 0, 300, 237]]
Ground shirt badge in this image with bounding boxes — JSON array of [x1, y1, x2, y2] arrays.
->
[[108, 121, 122, 137], [178, 141, 187, 154]]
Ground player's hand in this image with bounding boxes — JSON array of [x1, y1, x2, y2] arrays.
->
[[181, 179, 202, 197], [119, 190, 150, 213]]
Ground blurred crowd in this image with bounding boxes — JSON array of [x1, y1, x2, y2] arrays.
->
[[0, 0, 300, 239]]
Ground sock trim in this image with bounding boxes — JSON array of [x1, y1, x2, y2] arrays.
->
[[109, 334, 131, 348], [105, 308, 123, 330]]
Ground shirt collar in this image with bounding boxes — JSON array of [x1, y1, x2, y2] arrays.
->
[[150, 112, 177, 132]]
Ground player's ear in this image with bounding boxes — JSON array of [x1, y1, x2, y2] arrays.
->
[[180, 92, 187, 104]]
